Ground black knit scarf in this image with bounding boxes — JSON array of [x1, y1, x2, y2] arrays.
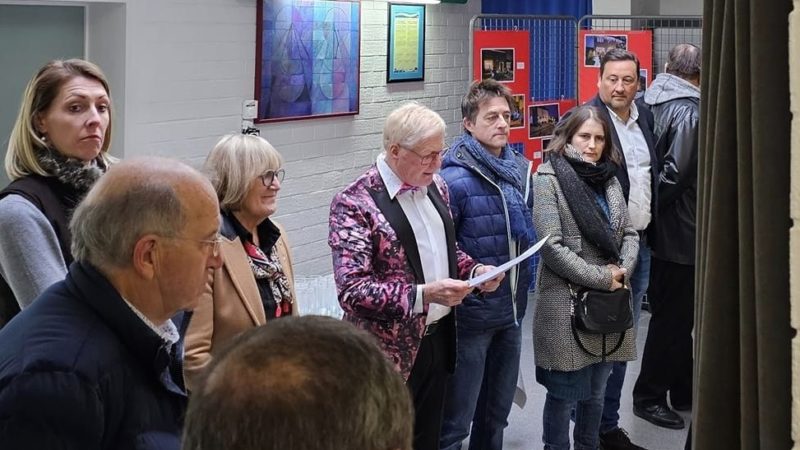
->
[[549, 150, 619, 261]]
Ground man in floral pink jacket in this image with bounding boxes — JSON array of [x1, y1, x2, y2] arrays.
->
[[329, 102, 502, 450]]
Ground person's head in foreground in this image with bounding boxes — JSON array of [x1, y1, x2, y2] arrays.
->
[[182, 315, 414, 450]]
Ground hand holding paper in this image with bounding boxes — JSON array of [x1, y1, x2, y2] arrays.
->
[[474, 265, 505, 292], [467, 235, 550, 288]]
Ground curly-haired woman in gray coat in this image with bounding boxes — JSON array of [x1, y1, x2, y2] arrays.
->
[[532, 105, 639, 450]]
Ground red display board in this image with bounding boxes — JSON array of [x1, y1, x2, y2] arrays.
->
[[577, 30, 653, 104], [472, 31, 534, 165]]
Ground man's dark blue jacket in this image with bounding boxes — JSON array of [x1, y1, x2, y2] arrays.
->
[[440, 142, 535, 331], [0, 262, 187, 450]]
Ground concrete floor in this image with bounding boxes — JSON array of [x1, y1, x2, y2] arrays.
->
[[469, 307, 691, 450]]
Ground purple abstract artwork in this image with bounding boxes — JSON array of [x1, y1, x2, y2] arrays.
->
[[257, 0, 360, 122]]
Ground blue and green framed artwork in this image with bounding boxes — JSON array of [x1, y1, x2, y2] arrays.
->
[[387, 3, 425, 83], [256, 0, 360, 123]]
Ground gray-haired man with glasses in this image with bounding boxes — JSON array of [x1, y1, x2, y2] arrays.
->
[[0, 157, 222, 450], [329, 101, 503, 450]]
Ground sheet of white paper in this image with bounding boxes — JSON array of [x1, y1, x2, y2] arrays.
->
[[468, 234, 550, 288]]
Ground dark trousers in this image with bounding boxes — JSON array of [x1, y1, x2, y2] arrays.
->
[[633, 257, 694, 407], [439, 324, 521, 450], [600, 241, 650, 432], [407, 319, 453, 450]]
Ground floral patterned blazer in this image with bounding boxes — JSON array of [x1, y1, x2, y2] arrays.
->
[[328, 164, 476, 380]]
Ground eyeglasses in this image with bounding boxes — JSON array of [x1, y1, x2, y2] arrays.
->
[[401, 146, 445, 165], [260, 169, 285, 186], [168, 234, 223, 257]]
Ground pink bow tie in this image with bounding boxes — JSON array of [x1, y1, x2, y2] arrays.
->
[[398, 183, 421, 196]]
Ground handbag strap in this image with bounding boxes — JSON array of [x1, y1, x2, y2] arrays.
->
[[570, 317, 626, 359], [567, 278, 627, 360]]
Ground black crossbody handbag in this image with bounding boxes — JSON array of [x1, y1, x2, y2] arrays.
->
[[569, 283, 634, 359]]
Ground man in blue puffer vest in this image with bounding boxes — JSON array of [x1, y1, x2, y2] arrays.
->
[[439, 79, 536, 450]]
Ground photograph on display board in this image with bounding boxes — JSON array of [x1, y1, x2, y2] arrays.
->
[[528, 103, 560, 139], [542, 138, 552, 151], [637, 68, 648, 97], [583, 34, 628, 67], [510, 94, 525, 128], [481, 48, 515, 82]]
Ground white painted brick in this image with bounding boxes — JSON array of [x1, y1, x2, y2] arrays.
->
[[117, 0, 481, 277], [363, 8, 388, 26], [293, 257, 333, 278], [428, 40, 448, 55], [447, 39, 464, 54]]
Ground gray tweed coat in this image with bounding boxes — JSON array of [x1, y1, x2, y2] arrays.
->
[[532, 161, 639, 372]]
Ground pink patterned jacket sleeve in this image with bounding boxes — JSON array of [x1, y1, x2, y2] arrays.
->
[[328, 166, 475, 379]]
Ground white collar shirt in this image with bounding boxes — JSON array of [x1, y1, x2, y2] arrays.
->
[[121, 298, 180, 350], [377, 154, 450, 325], [607, 102, 652, 231]]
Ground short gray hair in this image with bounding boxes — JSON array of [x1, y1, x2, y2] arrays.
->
[[666, 44, 701, 80], [204, 134, 283, 212], [70, 160, 189, 269], [382, 102, 446, 151]]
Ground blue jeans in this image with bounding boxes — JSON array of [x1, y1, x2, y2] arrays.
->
[[542, 363, 613, 450], [440, 324, 522, 450], [600, 241, 650, 433]]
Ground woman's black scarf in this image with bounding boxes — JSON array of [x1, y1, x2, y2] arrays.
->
[[549, 148, 620, 261]]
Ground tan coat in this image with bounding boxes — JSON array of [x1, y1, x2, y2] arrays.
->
[[184, 222, 297, 391]]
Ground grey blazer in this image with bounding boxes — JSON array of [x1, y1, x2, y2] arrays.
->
[[532, 161, 639, 372]]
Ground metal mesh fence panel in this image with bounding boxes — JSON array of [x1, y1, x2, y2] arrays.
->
[[578, 15, 702, 92], [470, 15, 579, 100]]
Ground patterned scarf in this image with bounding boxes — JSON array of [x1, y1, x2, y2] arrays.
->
[[549, 148, 619, 261], [38, 147, 108, 195], [454, 133, 534, 242], [242, 240, 293, 317]]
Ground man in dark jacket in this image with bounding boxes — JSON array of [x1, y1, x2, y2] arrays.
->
[[633, 43, 701, 429], [581, 49, 659, 450], [0, 158, 223, 449], [438, 79, 536, 450]]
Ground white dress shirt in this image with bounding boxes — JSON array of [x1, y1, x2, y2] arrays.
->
[[607, 102, 652, 231], [377, 154, 450, 325]]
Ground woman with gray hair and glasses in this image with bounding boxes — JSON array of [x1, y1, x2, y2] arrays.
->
[[184, 133, 297, 391]]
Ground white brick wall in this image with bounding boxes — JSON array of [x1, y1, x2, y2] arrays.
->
[[291, 0, 478, 275], [94, 0, 480, 277]]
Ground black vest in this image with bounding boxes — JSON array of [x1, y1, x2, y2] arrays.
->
[[0, 175, 81, 326]]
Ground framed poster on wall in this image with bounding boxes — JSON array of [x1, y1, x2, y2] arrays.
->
[[387, 3, 425, 82], [255, 0, 361, 123]]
